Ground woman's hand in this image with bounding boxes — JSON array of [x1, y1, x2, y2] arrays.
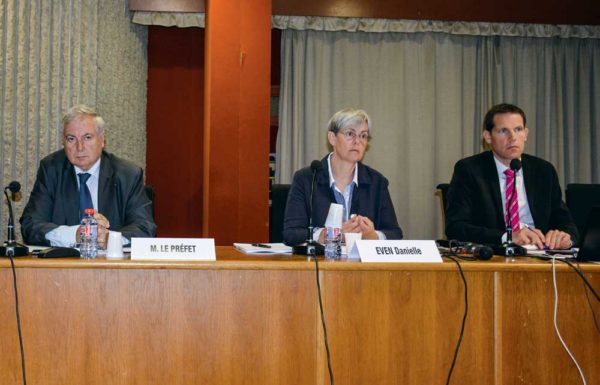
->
[[358, 216, 378, 239]]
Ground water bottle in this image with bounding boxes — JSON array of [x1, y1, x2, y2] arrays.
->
[[79, 208, 98, 259], [324, 225, 342, 260]]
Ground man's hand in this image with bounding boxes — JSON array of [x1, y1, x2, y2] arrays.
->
[[94, 212, 111, 249], [544, 230, 572, 250], [513, 226, 572, 250], [512, 226, 546, 249]]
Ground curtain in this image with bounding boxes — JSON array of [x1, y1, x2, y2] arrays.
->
[[132, 11, 205, 28], [276, 27, 600, 240], [0, 0, 148, 243]]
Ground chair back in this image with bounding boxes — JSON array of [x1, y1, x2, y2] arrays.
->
[[436, 183, 450, 238], [145, 185, 155, 220], [436, 183, 450, 214], [270, 184, 291, 243], [565, 183, 600, 236]]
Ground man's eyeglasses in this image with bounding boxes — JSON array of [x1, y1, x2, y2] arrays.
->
[[338, 130, 371, 143]]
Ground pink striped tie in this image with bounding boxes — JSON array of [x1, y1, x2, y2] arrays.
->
[[504, 169, 520, 233]]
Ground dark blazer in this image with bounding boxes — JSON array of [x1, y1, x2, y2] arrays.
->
[[445, 151, 578, 245], [20, 150, 157, 245], [283, 156, 402, 246]]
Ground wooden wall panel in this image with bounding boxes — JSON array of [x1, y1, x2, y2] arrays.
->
[[498, 271, 600, 384], [3, 256, 600, 384], [146, 26, 205, 237], [323, 270, 495, 384], [272, 0, 600, 24], [203, 0, 271, 244], [1, 267, 316, 385], [130, 0, 600, 25]]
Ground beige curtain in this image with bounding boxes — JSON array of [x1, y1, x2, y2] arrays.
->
[[0, 0, 148, 243], [276, 27, 600, 240]]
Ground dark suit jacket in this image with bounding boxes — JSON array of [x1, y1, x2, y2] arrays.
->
[[20, 150, 157, 245], [445, 151, 578, 245], [283, 156, 402, 246]]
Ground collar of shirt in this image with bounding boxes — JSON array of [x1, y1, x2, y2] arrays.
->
[[74, 157, 102, 186], [326, 152, 358, 192], [492, 155, 523, 181], [491, 154, 535, 229], [74, 158, 102, 212]]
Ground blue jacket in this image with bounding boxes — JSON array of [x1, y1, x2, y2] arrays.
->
[[283, 156, 402, 246]]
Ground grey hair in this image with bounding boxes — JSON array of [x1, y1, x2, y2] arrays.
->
[[62, 104, 106, 135], [327, 108, 372, 134]]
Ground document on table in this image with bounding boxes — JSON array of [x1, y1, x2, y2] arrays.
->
[[233, 243, 293, 255], [523, 244, 577, 259]]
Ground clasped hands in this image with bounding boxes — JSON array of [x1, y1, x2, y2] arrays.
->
[[77, 212, 110, 248], [513, 226, 571, 250], [318, 215, 378, 244]]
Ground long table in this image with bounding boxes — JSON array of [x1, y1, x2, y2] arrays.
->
[[1, 248, 599, 385]]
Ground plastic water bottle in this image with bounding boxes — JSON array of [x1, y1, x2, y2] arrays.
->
[[79, 208, 98, 259], [324, 225, 342, 260]]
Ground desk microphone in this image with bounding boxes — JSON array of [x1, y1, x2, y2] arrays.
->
[[494, 159, 526, 257], [463, 243, 493, 260], [1, 181, 29, 257], [293, 160, 325, 256], [439, 240, 493, 260]]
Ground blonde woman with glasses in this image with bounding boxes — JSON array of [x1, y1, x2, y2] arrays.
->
[[283, 108, 403, 247]]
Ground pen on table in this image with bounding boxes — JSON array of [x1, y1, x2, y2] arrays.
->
[[252, 243, 271, 248], [522, 223, 549, 249]]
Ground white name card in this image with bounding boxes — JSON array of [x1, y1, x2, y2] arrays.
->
[[350, 240, 442, 263], [131, 238, 216, 261]]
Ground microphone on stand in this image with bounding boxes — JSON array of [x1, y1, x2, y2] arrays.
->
[[1, 181, 29, 257], [494, 159, 526, 257], [293, 160, 325, 257]]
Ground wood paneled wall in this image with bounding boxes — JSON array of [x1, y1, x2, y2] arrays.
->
[[131, 0, 600, 25], [146, 27, 205, 237]]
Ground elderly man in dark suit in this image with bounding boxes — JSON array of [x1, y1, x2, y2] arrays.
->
[[445, 103, 578, 250], [20, 105, 156, 247]]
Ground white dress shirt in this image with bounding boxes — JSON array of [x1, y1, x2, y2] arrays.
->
[[492, 156, 535, 242], [44, 158, 101, 246]]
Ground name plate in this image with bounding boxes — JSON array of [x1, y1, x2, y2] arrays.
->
[[350, 240, 442, 263], [131, 238, 216, 261]]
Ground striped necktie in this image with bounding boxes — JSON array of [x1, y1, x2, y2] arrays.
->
[[504, 169, 520, 233]]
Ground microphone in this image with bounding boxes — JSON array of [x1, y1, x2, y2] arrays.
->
[[293, 160, 325, 256], [510, 159, 521, 171], [463, 243, 493, 260], [438, 240, 494, 260], [495, 159, 526, 257], [1, 181, 29, 257], [7, 181, 21, 202]]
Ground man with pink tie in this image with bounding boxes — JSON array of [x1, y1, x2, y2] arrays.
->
[[445, 103, 578, 250]]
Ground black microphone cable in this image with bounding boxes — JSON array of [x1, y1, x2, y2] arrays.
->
[[447, 239, 476, 261], [441, 251, 469, 385], [534, 256, 600, 303], [573, 260, 600, 333], [532, 255, 600, 334], [549, 256, 587, 385], [8, 255, 28, 385], [559, 258, 600, 333], [559, 258, 600, 302], [311, 248, 334, 385]]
